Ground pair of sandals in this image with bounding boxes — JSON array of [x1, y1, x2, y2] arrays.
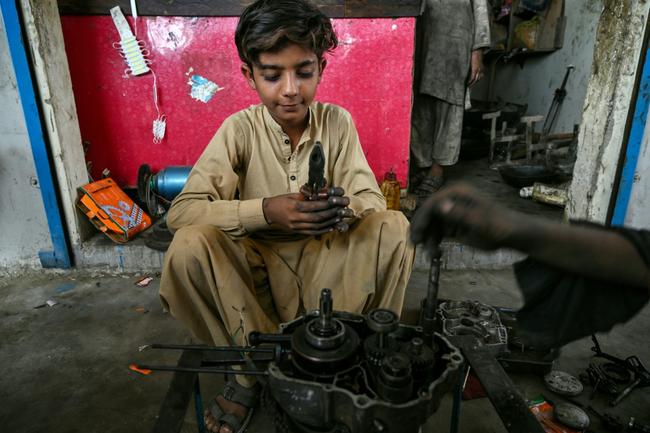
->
[[414, 174, 444, 205], [403, 173, 445, 219], [205, 380, 259, 433]]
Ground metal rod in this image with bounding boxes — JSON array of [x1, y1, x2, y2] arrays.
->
[[136, 365, 269, 376], [202, 358, 274, 366], [421, 249, 442, 340], [149, 344, 275, 353], [194, 378, 206, 433], [450, 363, 469, 433], [248, 331, 292, 346]]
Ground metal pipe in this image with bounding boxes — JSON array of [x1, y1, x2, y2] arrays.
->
[[202, 358, 274, 366], [194, 379, 206, 433], [148, 344, 275, 353], [248, 331, 292, 346], [421, 249, 442, 340], [136, 365, 269, 376]]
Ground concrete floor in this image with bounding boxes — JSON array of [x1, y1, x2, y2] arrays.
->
[[1, 268, 649, 433], [445, 158, 564, 221]]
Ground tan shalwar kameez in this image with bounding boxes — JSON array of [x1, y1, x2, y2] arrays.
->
[[160, 103, 415, 375]]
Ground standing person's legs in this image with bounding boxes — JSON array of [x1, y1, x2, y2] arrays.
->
[[431, 98, 464, 167], [410, 95, 464, 203], [410, 93, 436, 189]]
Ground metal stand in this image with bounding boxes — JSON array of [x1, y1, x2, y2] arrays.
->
[[450, 363, 469, 433], [450, 336, 546, 433], [151, 350, 204, 433]]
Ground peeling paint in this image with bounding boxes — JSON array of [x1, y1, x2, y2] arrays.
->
[[188, 74, 223, 103], [568, 0, 650, 222]]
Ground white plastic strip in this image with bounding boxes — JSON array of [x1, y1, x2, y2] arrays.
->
[[110, 6, 134, 40], [130, 0, 138, 19]]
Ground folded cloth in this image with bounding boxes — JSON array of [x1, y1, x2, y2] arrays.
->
[[514, 226, 650, 349]]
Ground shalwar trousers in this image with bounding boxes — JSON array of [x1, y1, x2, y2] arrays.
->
[[159, 210, 414, 374], [410, 93, 464, 168]]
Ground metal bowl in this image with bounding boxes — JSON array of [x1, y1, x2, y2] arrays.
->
[[498, 164, 560, 188]]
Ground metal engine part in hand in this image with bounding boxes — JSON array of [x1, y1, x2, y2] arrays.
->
[[554, 403, 590, 430], [437, 300, 508, 354], [544, 370, 584, 396], [269, 301, 464, 433], [305, 141, 326, 199]]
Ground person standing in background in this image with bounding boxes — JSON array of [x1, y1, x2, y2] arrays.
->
[[409, 0, 491, 205]]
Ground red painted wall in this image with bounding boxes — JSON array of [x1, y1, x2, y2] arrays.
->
[[60, 16, 414, 187]]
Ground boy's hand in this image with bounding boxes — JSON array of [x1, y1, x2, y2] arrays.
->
[[303, 186, 354, 233], [410, 184, 518, 252], [263, 190, 353, 235]]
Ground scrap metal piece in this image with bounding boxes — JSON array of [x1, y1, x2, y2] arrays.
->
[[554, 403, 590, 430], [437, 300, 508, 355], [544, 370, 584, 396]]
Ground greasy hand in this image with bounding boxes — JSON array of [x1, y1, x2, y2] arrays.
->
[[301, 185, 355, 233], [468, 49, 485, 87], [263, 188, 353, 235], [410, 184, 517, 252]]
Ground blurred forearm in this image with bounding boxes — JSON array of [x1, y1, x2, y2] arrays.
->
[[505, 217, 650, 290]]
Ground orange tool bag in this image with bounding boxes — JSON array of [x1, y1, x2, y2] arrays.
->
[[77, 178, 152, 243]]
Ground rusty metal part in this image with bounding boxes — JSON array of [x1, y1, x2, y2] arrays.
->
[[363, 309, 400, 368], [589, 335, 650, 406], [376, 353, 414, 403], [544, 370, 584, 397], [554, 403, 590, 430], [402, 337, 436, 383], [438, 300, 508, 355]]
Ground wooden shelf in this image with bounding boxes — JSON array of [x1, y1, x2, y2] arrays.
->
[[505, 0, 566, 53], [58, 0, 423, 18]]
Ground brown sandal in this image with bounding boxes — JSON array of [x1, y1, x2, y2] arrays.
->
[[205, 380, 259, 433]]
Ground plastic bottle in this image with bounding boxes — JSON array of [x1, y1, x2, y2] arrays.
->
[[380, 169, 401, 211]]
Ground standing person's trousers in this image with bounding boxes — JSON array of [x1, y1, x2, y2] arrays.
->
[[410, 93, 465, 168]]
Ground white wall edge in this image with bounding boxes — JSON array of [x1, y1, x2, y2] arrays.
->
[[19, 0, 93, 249], [568, 1, 650, 223]]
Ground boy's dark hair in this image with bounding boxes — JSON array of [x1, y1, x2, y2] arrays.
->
[[235, 0, 338, 67]]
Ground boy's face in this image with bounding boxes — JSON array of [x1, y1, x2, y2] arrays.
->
[[242, 43, 325, 131]]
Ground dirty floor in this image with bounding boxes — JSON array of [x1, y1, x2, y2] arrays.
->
[[1, 268, 648, 433]]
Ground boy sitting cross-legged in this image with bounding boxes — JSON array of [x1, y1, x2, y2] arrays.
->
[[160, 1, 415, 431]]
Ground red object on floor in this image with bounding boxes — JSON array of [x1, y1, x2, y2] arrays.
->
[[60, 16, 415, 188], [129, 364, 152, 375], [462, 369, 488, 400]]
